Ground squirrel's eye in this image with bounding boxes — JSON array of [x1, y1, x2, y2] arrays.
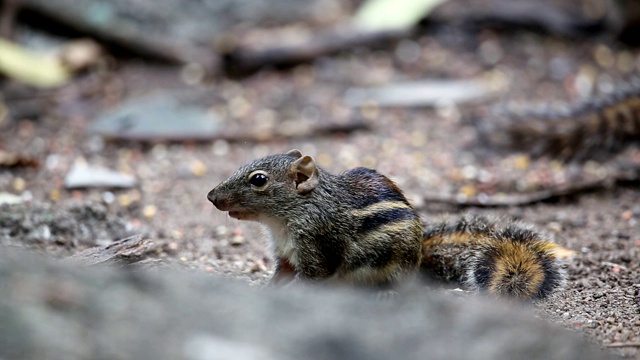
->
[[249, 173, 268, 187]]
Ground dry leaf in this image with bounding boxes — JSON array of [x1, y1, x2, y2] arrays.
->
[[0, 38, 70, 88]]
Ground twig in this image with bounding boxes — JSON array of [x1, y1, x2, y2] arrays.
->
[[66, 234, 152, 266], [420, 168, 639, 208], [604, 342, 640, 348]]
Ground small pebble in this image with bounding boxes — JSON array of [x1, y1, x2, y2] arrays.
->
[[118, 190, 141, 207], [215, 226, 228, 236], [12, 177, 26, 192], [44, 154, 60, 170], [190, 159, 207, 177], [142, 205, 157, 218], [513, 155, 530, 170], [461, 165, 477, 180], [102, 191, 115, 204], [118, 194, 133, 207], [231, 235, 245, 246], [212, 140, 229, 156], [50, 189, 60, 202], [458, 184, 477, 198]]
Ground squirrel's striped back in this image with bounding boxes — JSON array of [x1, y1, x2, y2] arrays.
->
[[337, 167, 425, 286]]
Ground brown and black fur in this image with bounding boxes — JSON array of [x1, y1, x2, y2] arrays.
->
[[480, 78, 640, 162], [422, 215, 566, 300], [208, 150, 566, 300], [208, 150, 424, 287]]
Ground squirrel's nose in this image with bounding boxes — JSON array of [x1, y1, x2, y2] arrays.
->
[[207, 190, 218, 205], [207, 190, 230, 210]]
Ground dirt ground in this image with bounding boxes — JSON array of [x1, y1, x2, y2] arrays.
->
[[1, 19, 639, 359]]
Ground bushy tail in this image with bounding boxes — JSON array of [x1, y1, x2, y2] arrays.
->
[[422, 215, 566, 300], [478, 78, 640, 162]]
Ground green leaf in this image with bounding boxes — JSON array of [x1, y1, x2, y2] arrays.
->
[[353, 0, 449, 32]]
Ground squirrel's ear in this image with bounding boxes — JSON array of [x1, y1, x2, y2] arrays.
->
[[286, 149, 303, 159], [291, 156, 319, 194]]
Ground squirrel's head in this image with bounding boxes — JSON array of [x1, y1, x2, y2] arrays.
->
[[207, 149, 320, 221]]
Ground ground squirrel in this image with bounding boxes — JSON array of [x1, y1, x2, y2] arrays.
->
[[479, 79, 640, 162], [208, 150, 566, 299]]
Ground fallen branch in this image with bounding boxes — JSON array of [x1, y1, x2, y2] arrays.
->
[[66, 234, 152, 266], [223, 27, 412, 77], [421, 167, 640, 207]]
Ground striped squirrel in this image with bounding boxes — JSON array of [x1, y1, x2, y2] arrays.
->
[[479, 78, 640, 162], [207, 150, 566, 300]]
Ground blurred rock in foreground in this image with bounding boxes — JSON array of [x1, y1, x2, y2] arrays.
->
[[0, 250, 617, 360]]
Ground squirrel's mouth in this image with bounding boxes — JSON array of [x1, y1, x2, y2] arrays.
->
[[228, 211, 257, 221]]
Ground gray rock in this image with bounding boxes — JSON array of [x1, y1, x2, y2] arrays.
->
[[87, 93, 220, 141], [0, 250, 618, 360], [64, 159, 137, 189]]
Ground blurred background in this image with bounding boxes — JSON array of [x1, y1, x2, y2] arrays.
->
[[0, 0, 639, 357]]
